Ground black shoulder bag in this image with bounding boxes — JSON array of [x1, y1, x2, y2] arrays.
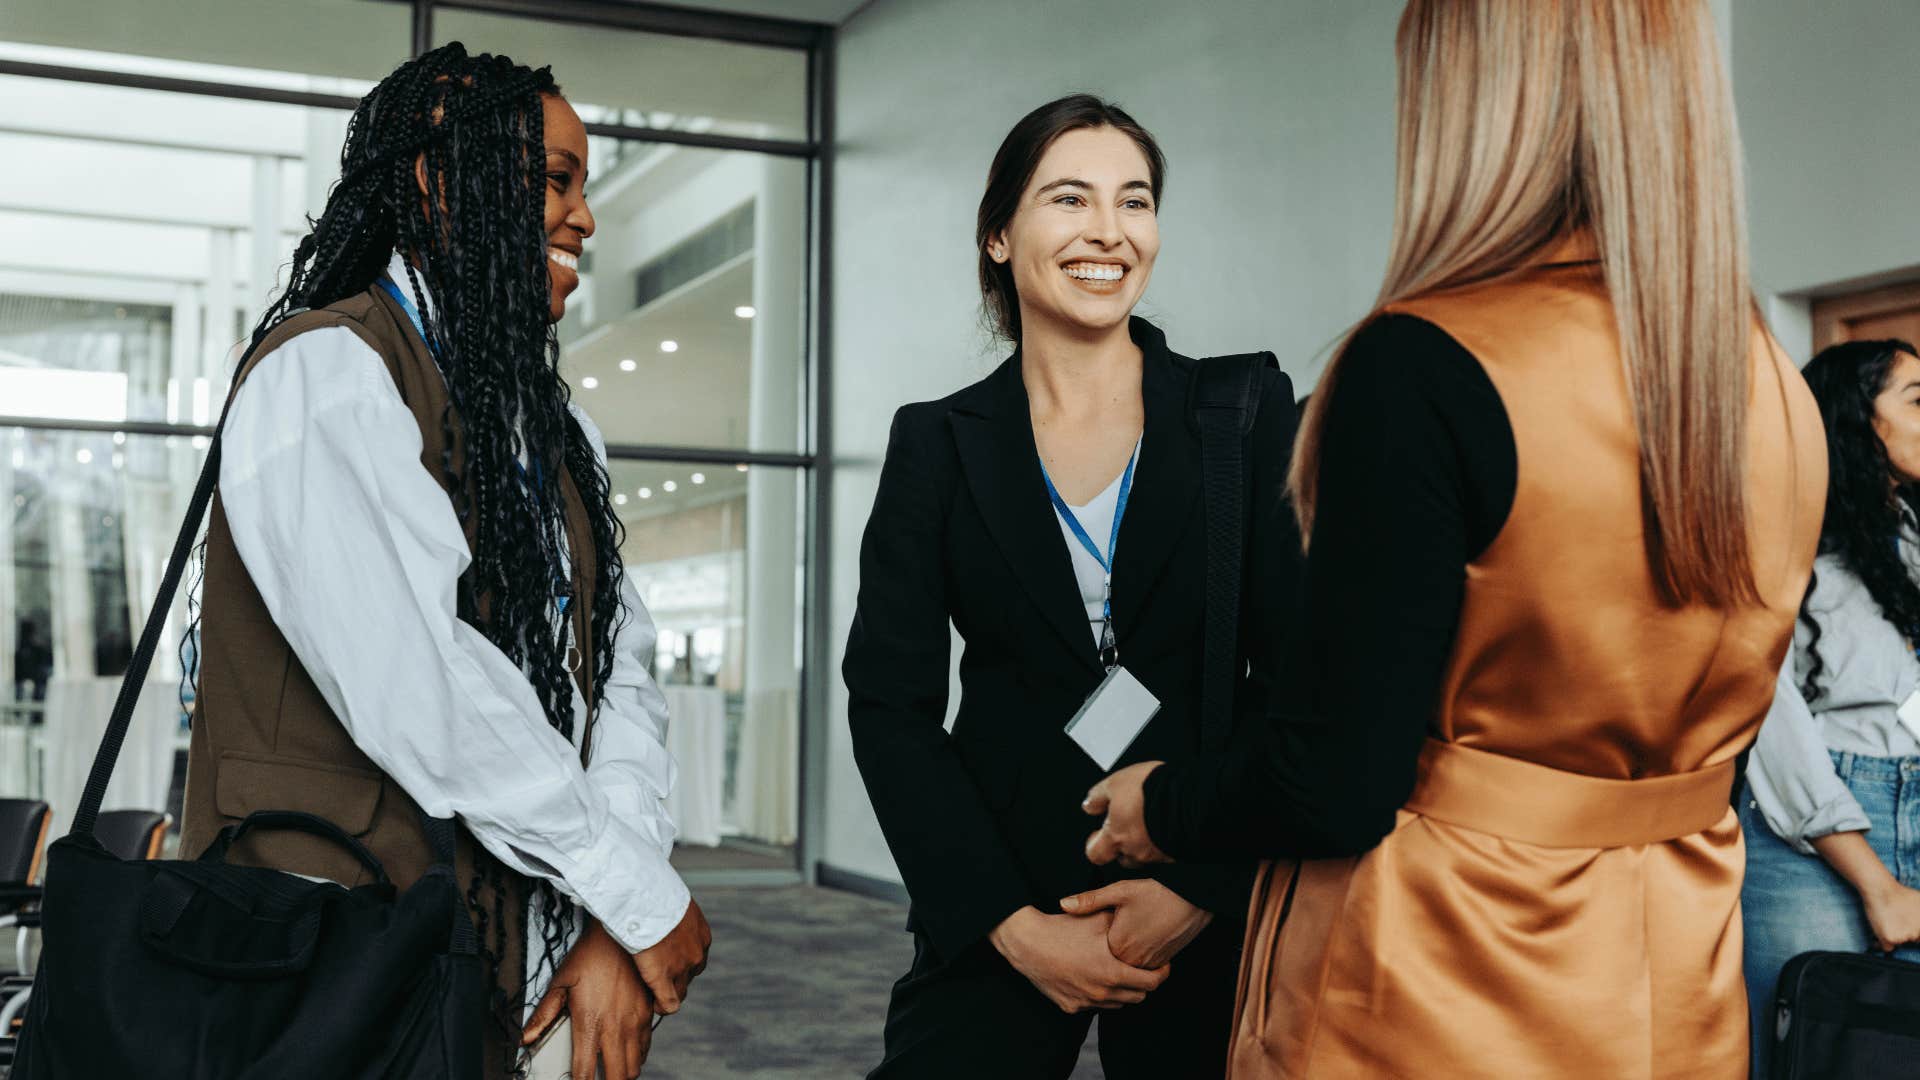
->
[[1189, 351, 1278, 751], [13, 315, 485, 1079], [1770, 948, 1920, 1078]]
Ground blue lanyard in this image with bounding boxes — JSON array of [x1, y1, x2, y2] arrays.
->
[[379, 274, 572, 621], [376, 275, 431, 351], [1041, 444, 1138, 657]]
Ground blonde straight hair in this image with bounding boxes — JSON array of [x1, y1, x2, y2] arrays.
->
[[1292, 0, 1758, 607]]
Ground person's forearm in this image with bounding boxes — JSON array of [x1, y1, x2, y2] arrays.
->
[[1810, 830, 1900, 901]]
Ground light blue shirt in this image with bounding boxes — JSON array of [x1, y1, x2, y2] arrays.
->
[[1748, 535, 1920, 853]]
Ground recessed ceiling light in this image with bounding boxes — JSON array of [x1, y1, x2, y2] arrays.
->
[[75, 449, 92, 464], [735, 463, 749, 473], [734, 306, 755, 319], [639, 487, 652, 499], [112, 432, 126, 445], [618, 359, 637, 373], [690, 472, 705, 485], [614, 493, 627, 505], [659, 340, 679, 353], [662, 480, 678, 493], [582, 376, 599, 389]]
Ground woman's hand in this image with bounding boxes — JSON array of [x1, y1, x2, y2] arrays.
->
[[1861, 879, 1920, 953], [1059, 878, 1213, 969], [988, 905, 1170, 1013], [633, 899, 712, 1015], [523, 919, 656, 1080], [1083, 761, 1173, 867], [1809, 831, 1920, 953]]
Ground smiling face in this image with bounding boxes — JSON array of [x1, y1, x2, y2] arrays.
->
[[988, 126, 1160, 341], [1872, 350, 1920, 484], [540, 93, 595, 323]]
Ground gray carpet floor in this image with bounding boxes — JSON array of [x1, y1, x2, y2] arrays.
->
[[640, 885, 1102, 1079]]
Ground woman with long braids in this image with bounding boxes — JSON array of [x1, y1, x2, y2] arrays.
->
[[1742, 338, 1920, 1077], [175, 43, 710, 1079]]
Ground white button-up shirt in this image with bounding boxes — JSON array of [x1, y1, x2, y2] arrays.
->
[[218, 255, 688, 995]]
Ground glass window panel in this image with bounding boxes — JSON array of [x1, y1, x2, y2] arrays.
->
[[0, 0, 408, 89], [561, 144, 808, 453], [0, 435, 811, 853], [607, 459, 803, 863], [0, 77, 808, 453], [3, 428, 204, 808], [432, 8, 809, 142], [0, 73, 351, 424]]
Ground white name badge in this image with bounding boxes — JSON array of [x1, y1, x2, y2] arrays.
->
[[1897, 690, 1920, 745], [1065, 665, 1161, 771]]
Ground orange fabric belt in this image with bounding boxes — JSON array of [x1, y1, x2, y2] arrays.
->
[[1402, 738, 1736, 849]]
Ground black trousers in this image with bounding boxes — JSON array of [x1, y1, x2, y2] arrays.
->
[[870, 919, 1242, 1079]]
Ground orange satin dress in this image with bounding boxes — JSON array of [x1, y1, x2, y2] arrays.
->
[[1230, 245, 1826, 1079]]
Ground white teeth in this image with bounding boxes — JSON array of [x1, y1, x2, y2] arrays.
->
[[1064, 263, 1123, 282], [548, 249, 579, 271]]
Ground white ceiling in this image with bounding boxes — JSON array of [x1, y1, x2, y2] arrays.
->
[[564, 257, 771, 450], [657, 0, 872, 26]]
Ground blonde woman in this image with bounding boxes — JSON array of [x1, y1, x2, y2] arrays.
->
[[1075, 1, 1826, 1075]]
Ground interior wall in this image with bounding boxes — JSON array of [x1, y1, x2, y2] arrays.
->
[[816, 0, 1901, 889], [821, 0, 1401, 884], [1733, 0, 1920, 359]]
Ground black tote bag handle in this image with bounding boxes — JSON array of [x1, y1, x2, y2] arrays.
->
[[66, 310, 462, 878], [198, 810, 392, 886]]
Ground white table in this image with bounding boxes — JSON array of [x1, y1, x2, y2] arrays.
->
[[41, 676, 182, 838], [730, 686, 797, 845], [661, 685, 725, 847]]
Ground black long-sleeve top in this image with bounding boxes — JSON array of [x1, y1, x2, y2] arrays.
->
[[1143, 314, 1519, 860]]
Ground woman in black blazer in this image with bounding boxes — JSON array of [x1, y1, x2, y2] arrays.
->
[[843, 94, 1298, 1078]]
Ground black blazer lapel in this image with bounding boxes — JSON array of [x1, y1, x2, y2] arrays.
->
[[1110, 320, 1201, 637], [949, 360, 1105, 675]]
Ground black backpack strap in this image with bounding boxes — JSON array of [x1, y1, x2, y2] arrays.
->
[[1188, 352, 1278, 752]]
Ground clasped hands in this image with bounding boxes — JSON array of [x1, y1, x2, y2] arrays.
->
[[520, 899, 713, 1080], [988, 761, 1200, 1015]]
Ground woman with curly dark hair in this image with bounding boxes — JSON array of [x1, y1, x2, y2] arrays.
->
[[1742, 336, 1920, 1077], [174, 42, 708, 1079]]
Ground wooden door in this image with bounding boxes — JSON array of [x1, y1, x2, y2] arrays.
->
[[1813, 281, 1920, 350]]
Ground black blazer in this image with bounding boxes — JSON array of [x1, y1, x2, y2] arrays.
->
[[843, 318, 1300, 964]]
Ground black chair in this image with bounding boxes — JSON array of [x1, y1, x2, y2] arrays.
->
[[0, 800, 48, 977], [93, 809, 170, 862], [0, 798, 48, 1067], [0, 800, 47, 889]]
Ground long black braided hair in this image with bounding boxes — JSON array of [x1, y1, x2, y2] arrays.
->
[[246, 42, 627, 1065], [1796, 337, 1920, 702]]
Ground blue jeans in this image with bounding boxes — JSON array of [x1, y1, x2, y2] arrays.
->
[[1740, 752, 1920, 1079]]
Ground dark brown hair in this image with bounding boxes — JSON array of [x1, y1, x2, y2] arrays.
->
[[975, 94, 1167, 342]]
